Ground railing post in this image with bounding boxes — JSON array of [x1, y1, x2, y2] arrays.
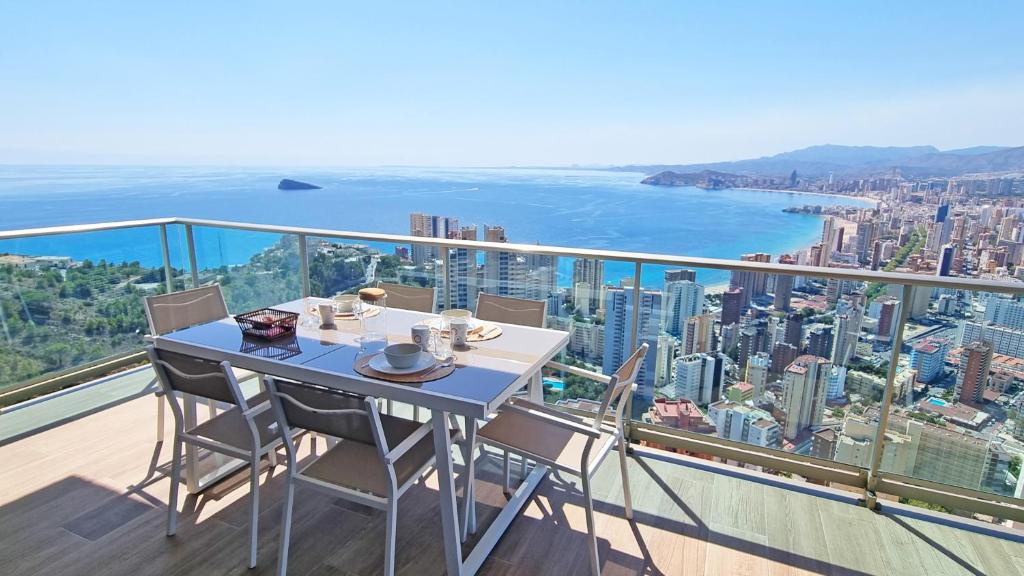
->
[[865, 283, 913, 509], [159, 224, 174, 294], [297, 233, 310, 298], [629, 261, 643, 353], [441, 246, 451, 311], [184, 224, 200, 289]]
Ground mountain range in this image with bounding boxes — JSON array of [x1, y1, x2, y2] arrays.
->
[[616, 144, 1024, 179]]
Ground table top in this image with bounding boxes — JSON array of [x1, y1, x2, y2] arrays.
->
[[152, 297, 569, 418]]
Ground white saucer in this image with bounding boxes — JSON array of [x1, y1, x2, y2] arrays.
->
[[423, 317, 483, 331], [367, 351, 436, 375]]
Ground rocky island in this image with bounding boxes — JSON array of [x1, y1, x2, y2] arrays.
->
[[640, 169, 751, 190], [277, 178, 322, 190]]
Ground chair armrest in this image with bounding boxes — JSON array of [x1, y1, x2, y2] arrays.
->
[[383, 421, 433, 465], [501, 402, 601, 438], [544, 361, 612, 386]]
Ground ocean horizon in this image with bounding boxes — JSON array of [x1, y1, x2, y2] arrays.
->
[[0, 165, 871, 288]]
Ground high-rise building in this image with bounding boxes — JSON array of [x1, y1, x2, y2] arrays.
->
[[937, 244, 956, 277], [783, 311, 803, 348], [956, 341, 993, 405], [909, 338, 949, 383], [573, 281, 592, 316], [664, 269, 697, 283], [781, 355, 831, 439], [682, 313, 715, 355], [664, 280, 704, 338], [572, 259, 604, 314], [654, 334, 678, 389], [707, 400, 781, 448], [984, 295, 1024, 330], [960, 321, 1024, 358], [770, 342, 800, 375], [481, 225, 514, 296], [729, 253, 771, 308], [445, 225, 478, 310], [746, 352, 770, 398], [602, 286, 662, 405], [410, 212, 459, 266], [807, 325, 834, 359], [871, 296, 901, 343], [738, 321, 768, 372], [826, 365, 848, 400], [773, 254, 797, 311], [668, 353, 726, 405], [721, 287, 744, 327], [831, 301, 863, 366]]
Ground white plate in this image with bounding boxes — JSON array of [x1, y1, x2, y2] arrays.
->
[[423, 317, 483, 331], [367, 351, 436, 375]]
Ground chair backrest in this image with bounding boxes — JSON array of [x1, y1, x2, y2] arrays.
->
[[594, 343, 649, 429], [475, 293, 547, 328], [264, 377, 389, 461], [146, 346, 246, 407], [144, 284, 229, 336], [377, 282, 435, 313]]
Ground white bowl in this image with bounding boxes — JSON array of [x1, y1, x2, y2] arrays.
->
[[333, 294, 357, 313], [383, 343, 422, 369]]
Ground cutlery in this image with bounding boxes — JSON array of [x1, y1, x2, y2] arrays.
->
[[420, 356, 456, 377]]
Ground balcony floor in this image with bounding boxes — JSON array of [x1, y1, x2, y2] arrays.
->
[[2, 375, 1024, 575]]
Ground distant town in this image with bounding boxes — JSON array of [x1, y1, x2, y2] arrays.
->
[[404, 164, 1024, 519]]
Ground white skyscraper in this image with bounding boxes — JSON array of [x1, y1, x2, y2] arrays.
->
[[602, 286, 662, 405], [664, 280, 704, 337], [746, 352, 770, 398], [985, 295, 1024, 330], [667, 352, 726, 405]]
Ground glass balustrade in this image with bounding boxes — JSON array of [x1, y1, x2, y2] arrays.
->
[[0, 224, 188, 394]]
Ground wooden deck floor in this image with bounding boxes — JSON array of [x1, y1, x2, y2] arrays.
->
[[3, 391, 1024, 575]]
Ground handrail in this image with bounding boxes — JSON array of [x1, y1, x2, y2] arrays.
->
[[4, 216, 1022, 294], [0, 218, 176, 240], [3, 215, 1024, 522]]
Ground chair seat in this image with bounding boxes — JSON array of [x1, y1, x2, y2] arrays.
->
[[187, 391, 279, 452], [300, 415, 455, 497], [478, 406, 615, 473]]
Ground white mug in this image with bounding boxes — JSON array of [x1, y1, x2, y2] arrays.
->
[[318, 303, 336, 327], [411, 325, 432, 351], [450, 317, 468, 347]]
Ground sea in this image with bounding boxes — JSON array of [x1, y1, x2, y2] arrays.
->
[[0, 165, 872, 288]]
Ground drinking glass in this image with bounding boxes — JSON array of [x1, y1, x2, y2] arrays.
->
[[430, 327, 452, 361]]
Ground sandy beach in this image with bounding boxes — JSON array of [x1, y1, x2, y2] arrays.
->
[[735, 187, 880, 207]]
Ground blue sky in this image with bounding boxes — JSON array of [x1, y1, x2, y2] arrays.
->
[[1, 1, 1022, 166]]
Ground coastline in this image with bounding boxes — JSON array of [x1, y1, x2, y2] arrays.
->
[[733, 186, 879, 207]]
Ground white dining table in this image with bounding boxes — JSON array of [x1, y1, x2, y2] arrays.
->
[[152, 297, 569, 575]]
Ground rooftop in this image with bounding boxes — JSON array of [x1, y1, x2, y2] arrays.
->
[[4, 370, 1024, 575]]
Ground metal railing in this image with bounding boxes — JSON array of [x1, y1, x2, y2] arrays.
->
[[4, 216, 1024, 521]]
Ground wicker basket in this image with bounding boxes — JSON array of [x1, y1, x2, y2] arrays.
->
[[234, 308, 298, 341]]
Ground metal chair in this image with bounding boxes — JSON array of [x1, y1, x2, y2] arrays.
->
[[377, 281, 436, 313], [475, 292, 547, 328], [477, 343, 648, 576], [265, 376, 461, 576], [147, 346, 285, 569], [143, 284, 259, 440]]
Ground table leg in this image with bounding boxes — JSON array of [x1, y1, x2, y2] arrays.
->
[[528, 371, 543, 403], [432, 410, 463, 576], [459, 420, 478, 541]]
